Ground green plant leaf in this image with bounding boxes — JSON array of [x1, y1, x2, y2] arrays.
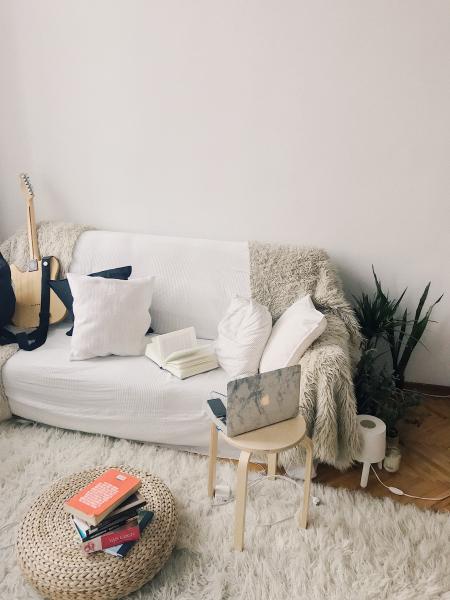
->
[[392, 308, 408, 367], [395, 289, 444, 386], [414, 282, 431, 322]]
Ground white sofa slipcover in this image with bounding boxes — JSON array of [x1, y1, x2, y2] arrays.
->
[[4, 324, 234, 454], [3, 228, 361, 467]]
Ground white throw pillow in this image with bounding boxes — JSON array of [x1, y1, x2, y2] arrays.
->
[[215, 297, 272, 379], [68, 273, 155, 360], [259, 294, 327, 373]]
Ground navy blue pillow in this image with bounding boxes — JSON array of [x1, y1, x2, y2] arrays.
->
[[49, 266, 132, 336], [0, 252, 16, 330]]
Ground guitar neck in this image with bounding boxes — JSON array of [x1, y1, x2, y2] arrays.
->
[[26, 197, 41, 261]]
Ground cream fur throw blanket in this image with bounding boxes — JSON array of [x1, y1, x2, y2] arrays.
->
[[0, 222, 91, 421], [249, 242, 362, 469]]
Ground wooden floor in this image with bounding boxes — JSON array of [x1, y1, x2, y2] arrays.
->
[[316, 396, 450, 513], [239, 394, 450, 513]]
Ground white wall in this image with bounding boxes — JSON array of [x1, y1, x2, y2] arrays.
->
[[1, 1, 449, 385]]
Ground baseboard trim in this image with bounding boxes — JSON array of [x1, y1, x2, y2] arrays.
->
[[405, 382, 450, 396]]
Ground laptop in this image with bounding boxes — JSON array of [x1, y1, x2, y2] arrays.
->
[[206, 365, 300, 437]]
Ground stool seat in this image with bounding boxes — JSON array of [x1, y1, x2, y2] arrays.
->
[[221, 415, 307, 453]]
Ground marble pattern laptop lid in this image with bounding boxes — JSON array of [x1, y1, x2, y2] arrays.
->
[[226, 365, 300, 437]]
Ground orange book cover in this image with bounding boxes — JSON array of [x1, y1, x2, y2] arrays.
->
[[64, 469, 141, 526]]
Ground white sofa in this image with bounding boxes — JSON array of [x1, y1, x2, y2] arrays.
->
[[3, 228, 360, 466]]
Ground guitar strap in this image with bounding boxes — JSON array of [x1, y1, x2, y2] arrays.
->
[[0, 256, 52, 351]]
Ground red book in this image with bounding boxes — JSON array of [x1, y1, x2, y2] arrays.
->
[[81, 519, 141, 554], [64, 469, 141, 526]]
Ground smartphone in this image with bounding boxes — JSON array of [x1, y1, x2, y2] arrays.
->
[[207, 398, 227, 419]]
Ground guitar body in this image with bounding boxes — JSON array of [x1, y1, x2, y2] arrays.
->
[[11, 257, 67, 328], [10, 174, 67, 329]]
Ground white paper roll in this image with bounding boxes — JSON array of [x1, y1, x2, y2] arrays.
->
[[355, 414, 386, 463]]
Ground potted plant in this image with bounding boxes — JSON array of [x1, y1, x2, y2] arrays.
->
[[353, 268, 442, 440]]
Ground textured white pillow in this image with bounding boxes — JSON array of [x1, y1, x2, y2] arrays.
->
[[259, 294, 327, 373], [68, 273, 155, 360], [215, 297, 272, 379]]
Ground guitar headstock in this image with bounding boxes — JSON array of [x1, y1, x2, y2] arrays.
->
[[19, 173, 34, 202]]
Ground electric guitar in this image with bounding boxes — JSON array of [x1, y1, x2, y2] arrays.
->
[[10, 174, 67, 328]]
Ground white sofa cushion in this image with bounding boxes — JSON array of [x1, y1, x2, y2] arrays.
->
[[68, 273, 154, 360], [259, 294, 327, 373], [215, 297, 272, 379], [3, 324, 233, 454], [70, 231, 250, 340]]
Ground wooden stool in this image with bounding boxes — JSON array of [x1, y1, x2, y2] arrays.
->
[[207, 415, 313, 551]]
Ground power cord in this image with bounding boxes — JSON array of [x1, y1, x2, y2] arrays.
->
[[370, 466, 450, 501], [210, 465, 269, 506], [211, 467, 321, 527]]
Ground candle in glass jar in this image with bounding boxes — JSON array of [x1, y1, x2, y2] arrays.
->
[[384, 447, 402, 472]]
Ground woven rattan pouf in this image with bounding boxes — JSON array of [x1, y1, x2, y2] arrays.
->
[[16, 466, 178, 600]]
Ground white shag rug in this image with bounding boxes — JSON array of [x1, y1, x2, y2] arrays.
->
[[1, 419, 449, 600]]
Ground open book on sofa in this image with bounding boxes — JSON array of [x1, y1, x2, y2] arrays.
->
[[145, 327, 218, 379]]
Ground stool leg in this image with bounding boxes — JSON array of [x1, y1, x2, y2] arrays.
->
[[267, 452, 277, 480], [298, 436, 313, 529], [234, 450, 251, 551], [208, 423, 218, 497], [360, 462, 370, 488]]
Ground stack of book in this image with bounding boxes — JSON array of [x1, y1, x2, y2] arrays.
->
[[64, 468, 153, 558]]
